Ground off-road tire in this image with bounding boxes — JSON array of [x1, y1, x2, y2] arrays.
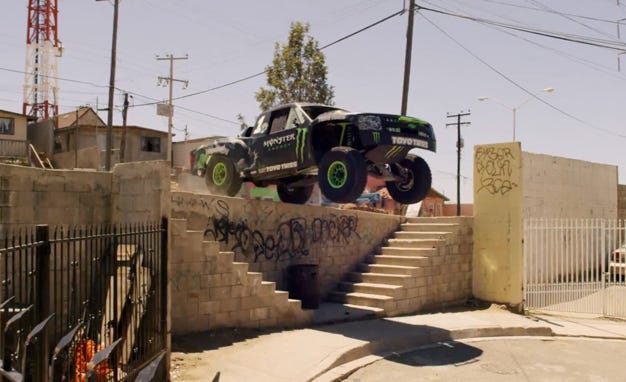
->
[[205, 154, 242, 197], [318, 147, 366, 203], [277, 184, 314, 205], [386, 154, 431, 204]]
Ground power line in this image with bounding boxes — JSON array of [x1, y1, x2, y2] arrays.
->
[[468, 0, 623, 25], [131, 9, 406, 108], [415, 3, 626, 51], [418, 12, 626, 139], [424, 0, 626, 81], [524, 0, 616, 39]]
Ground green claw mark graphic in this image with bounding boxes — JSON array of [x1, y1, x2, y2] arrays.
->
[[296, 128, 308, 162], [338, 123, 349, 146], [372, 131, 380, 144]]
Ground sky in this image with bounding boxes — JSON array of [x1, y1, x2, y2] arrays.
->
[[2, 0, 626, 204]]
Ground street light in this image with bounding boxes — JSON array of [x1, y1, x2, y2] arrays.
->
[[478, 87, 555, 141]]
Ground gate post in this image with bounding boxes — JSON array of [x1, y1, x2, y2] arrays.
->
[[160, 216, 170, 380], [35, 224, 51, 381]]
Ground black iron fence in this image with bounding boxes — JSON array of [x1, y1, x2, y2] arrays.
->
[[0, 218, 168, 381]]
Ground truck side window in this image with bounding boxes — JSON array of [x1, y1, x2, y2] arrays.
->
[[269, 109, 289, 134]]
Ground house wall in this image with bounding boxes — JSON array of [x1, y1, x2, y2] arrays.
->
[[473, 142, 619, 308], [171, 192, 402, 297], [0, 161, 170, 227], [124, 133, 167, 163], [522, 153, 617, 219], [0, 111, 27, 142]]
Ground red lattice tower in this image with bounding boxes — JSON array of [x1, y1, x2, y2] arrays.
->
[[23, 0, 61, 122]]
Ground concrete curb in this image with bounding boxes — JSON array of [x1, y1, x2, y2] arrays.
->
[[308, 325, 554, 382]]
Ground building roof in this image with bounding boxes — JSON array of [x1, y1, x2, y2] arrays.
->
[[56, 107, 105, 128], [55, 124, 169, 136], [0, 109, 28, 118]]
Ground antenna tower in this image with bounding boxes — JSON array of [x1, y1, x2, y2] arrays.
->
[[23, 0, 61, 122]]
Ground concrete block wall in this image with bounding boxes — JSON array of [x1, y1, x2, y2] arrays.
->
[[522, 152, 618, 219], [170, 218, 312, 334], [171, 192, 402, 298], [619, 185, 626, 220], [0, 161, 170, 227], [422, 217, 473, 310], [474, 142, 619, 308]]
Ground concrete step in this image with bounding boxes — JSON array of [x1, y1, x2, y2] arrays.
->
[[328, 291, 394, 310], [386, 238, 443, 248], [341, 304, 386, 318], [406, 216, 465, 224], [381, 247, 438, 257], [338, 281, 404, 298], [393, 231, 452, 240], [400, 223, 458, 233], [357, 263, 423, 276], [373, 255, 432, 267], [347, 271, 411, 286]]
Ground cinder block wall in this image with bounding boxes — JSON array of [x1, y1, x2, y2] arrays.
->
[[171, 192, 402, 297], [423, 217, 473, 310], [170, 219, 313, 334], [0, 161, 170, 226], [473, 142, 618, 308]]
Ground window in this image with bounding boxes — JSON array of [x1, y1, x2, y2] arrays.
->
[[269, 108, 290, 134], [141, 136, 161, 152], [0, 118, 15, 135], [252, 114, 269, 136]]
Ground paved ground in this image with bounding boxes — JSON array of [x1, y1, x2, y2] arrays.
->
[[347, 337, 626, 381], [169, 303, 626, 382]]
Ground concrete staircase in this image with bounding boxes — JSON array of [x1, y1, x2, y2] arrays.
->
[[170, 218, 313, 334], [328, 217, 470, 316]]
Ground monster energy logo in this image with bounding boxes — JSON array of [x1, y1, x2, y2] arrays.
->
[[295, 128, 308, 162], [384, 146, 404, 159], [372, 131, 380, 144]]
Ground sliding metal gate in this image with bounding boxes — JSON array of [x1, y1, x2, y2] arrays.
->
[[524, 218, 626, 318]]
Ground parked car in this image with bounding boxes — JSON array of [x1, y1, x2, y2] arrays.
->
[[609, 244, 626, 279], [194, 102, 436, 205]]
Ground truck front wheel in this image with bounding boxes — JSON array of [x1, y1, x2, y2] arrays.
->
[[386, 155, 431, 204], [318, 147, 366, 204]]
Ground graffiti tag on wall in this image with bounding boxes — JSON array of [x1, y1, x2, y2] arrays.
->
[[475, 146, 518, 195], [203, 200, 360, 262]]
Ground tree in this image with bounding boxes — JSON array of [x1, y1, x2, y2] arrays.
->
[[256, 22, 334, 111]]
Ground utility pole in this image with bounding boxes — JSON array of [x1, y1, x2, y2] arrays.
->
[[120, 92, 129, 163], [97, 0, 119, 171], [157, 54, 188, 165], [446, 111, 471, 216], [400, 0, 416, 115]]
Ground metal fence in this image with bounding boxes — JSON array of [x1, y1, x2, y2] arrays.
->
[[524, 218, 626, 318], [0, 219, 168, 381]]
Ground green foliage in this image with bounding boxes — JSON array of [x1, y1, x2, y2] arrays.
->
[[256, 22, 335, 112]]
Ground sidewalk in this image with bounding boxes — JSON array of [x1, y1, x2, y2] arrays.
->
[[170, 304, 626, 382]]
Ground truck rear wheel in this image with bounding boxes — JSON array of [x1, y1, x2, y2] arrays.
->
[[205, 154, 242, 197]]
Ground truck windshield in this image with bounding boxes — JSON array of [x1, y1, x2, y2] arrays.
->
[[301, 106, 345, 120]]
